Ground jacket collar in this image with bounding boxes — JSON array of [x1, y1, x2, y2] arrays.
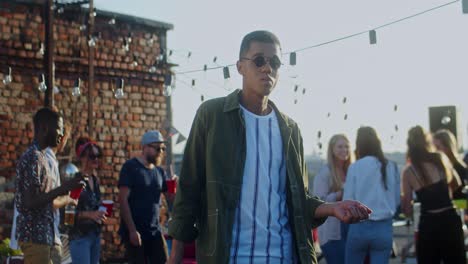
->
[[223, 89, 293, 128]]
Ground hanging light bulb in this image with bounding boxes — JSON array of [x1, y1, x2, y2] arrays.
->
[[223, 67, 232, 91], [163, 74, 173, 97], [38, 74, 47, 92], [290, 52, 297, 66], [114, 79, 125, 99], [39, 42, 45, 56], [148, 65, 157, 73], [163, 86, 173, 97], [132, 54, 138, 67], [223, 67, 230, 79], [3, 67, 12, 85], [171, 76, 176, 91], [57, 6, 64, 14], [157, 54, 164, 62], [108, 18, 116, 25], [72, 78, 81, 97], [88, 36, 96, 47], [369, 30, 377, 45], [122, 39, 130, 52]]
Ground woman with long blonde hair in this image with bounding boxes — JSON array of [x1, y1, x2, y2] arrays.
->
[[401, 126, 464, 264], [433, 129, 468, 199], [311, 134, 353, 264]]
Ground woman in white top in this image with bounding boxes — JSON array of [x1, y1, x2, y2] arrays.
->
[[343, 127, 400, 264], [311, 134, 353, 264]]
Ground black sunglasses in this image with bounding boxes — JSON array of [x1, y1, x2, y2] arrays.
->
[[88, 153, 101, 160], [241, 55, 282, 70], [148, 145, 167, 153]]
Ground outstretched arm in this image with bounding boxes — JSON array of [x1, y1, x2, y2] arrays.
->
[[315, 200, 372, 223]]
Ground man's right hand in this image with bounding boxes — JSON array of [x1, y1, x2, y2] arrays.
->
[[59, 175, 86, 195], [129, 230, 142, 246]]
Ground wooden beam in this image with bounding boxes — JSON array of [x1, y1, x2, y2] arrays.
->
[[44, 0, 54, 107]]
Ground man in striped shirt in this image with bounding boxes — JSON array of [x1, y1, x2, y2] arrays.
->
[[168, 31, 371, 264]]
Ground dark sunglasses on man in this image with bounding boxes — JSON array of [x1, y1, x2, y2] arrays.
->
[[148, 144, 167, 153], [241, 55, 282, 70]]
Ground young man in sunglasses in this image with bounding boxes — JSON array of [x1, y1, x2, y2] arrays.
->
[[168, 31, 372, 264], [118, 130, 169, 263]]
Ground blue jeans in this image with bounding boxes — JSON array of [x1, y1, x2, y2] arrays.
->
[[69, 232, 101, 264], [321, 223, 348, 264], [345, 219, 392, 264]]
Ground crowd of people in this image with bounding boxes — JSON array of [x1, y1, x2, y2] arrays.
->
[[8, 29, 468, 264], [10, 106, 172, 264], [311, 126, 467, 264]]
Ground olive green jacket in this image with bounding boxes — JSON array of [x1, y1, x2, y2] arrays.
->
[[168, 89, 326, 264]]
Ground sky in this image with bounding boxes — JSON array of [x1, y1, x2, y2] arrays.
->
[[95, 0, 468, 155]]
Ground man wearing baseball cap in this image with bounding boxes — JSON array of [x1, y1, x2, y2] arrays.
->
[[118, 130, 169, 263]]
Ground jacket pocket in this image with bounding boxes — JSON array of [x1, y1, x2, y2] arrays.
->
[[198, 208, 218, 256]]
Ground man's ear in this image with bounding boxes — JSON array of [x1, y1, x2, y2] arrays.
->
[[237, 60, 243, 76], [37, 122, 49, 137]]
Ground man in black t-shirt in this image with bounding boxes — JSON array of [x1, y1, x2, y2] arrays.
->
[[118, 130, 168, 263]]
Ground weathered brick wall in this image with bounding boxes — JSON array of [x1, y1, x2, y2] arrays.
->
[[0, 1, 172, 260]]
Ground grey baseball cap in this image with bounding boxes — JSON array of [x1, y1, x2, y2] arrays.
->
[[141, 130, 166, 145]]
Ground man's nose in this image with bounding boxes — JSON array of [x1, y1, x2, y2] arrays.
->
[[261, 62, 273, 73]]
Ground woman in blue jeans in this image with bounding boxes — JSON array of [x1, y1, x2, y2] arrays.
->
[[69, 138, 107, 264], [311, 134, 353, 264], [343, 127, 400, 264]]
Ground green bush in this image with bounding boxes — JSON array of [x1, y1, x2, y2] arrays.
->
[[0, 238, 22, 258]]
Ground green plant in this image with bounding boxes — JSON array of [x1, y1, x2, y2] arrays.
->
[[0, 238, 22, 258]]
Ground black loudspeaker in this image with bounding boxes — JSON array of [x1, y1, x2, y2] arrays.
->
[[429, 105, 462, 149]]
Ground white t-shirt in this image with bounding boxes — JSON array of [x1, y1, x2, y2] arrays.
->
[[230, 105, 294, 264]]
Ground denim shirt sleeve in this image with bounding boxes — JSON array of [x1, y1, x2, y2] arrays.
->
[[168, 106, 206, 242]]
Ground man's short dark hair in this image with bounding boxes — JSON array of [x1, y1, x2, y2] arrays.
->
[[33, 107, 60, 134], [239, 30, 281, 59]]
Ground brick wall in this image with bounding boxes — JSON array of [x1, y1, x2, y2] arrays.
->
[[0, 1, 173, 260]]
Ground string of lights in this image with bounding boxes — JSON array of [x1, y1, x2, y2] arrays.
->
[[175, 0, 461, 75]]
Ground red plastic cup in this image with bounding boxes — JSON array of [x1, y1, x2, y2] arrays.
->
[[166, 179, 177, 194], [101, 200, 114, 217], [70, 187, 83, 199]]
